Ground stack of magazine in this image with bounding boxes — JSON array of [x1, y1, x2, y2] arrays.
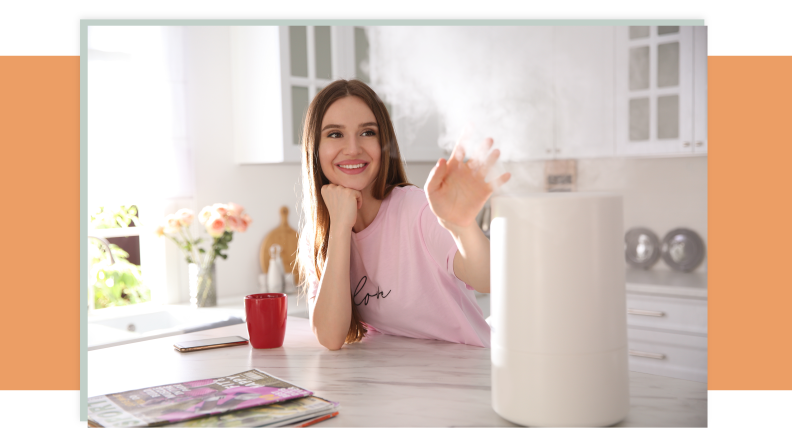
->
[[87, 369, 339, 428]]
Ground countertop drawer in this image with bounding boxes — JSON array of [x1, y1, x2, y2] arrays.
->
[[626, 293, 707, 335], [627, 327, 708, 383]]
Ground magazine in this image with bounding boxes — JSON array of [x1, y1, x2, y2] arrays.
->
[[160, 396, 339, 428], [87, 369, 312, 428]]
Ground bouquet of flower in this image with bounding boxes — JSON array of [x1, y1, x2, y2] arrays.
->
[[156, 202, 252, 307]]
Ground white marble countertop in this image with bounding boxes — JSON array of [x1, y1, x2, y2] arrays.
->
[[88, 316, 706, 427]]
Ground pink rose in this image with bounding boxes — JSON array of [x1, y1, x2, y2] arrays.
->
[[227, 202, 244, 218], [198, 206, 213, 225], [237, 214, 252, 233], [213, 203, 229, 217], [205, 212, 226, 238], [175, 208, 194, 226], [225, 215, 241, 232], [164, 214, 181, 234]]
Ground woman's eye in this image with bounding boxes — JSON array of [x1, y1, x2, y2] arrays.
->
[[328, 132, 342, 138], [361, 130, 376, 137]]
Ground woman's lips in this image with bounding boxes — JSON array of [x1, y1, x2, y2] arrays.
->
[[336, 161, 369, 175]]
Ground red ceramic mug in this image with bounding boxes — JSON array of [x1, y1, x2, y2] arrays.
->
[[244, 293, 287, 349]]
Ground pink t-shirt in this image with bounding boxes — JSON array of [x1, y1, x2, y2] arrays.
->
[[301, 185, 490, 348]]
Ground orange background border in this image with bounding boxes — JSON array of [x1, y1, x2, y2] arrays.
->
[[0, 56, 80, 389], [0, 55, 790, 390]]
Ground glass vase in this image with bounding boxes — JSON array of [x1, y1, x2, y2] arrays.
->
[[188, 262, 217, 308]]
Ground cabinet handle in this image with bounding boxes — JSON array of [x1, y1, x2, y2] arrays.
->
[[627, 308, 665, 317], [629, 350, 666, 360], [546, 149, 551, 154], [696, 141, 704, 147], [683, 141, 691, 148], [554, 148, 561, 153]]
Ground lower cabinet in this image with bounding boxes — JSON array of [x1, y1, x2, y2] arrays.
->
[[625, 291, 708, 383]]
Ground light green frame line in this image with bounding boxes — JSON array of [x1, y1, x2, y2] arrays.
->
[[79, 17, 705, 421]]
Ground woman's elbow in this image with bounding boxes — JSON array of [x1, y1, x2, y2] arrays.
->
[[311, 326, 345, 351], [318, 336, 344, 351]]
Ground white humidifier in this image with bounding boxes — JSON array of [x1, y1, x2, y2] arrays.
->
[[490, 192, 629, 427]]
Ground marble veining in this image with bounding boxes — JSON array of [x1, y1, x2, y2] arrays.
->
[[88, 316, 707, 427]]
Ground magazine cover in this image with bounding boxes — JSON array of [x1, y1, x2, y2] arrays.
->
[[87, 369, 312, 428], [161, 396, 339, 428]]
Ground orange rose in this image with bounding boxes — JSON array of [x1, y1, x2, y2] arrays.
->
[[212, 203, 229, 217], [225, 215, 241, 232], [237, 214, 252, 233], [227, 202, 244, 218], [164, 214, 181, 234], [175, 208, 194, 226], [198, 206, 213, 225], [205, 212, 226, 238]]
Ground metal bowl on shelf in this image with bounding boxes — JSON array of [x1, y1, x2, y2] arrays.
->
[[625, 227, 661, 269], [661, 228, 706, 272]]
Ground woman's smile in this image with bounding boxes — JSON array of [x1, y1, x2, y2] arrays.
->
[[336, 160, 369, 175]]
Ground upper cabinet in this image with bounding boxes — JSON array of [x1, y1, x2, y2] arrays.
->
[[231, 26, 356, 164], [552, 26, 615, 160], [231, 25, 706, 164], [615, 26, 707, 156]]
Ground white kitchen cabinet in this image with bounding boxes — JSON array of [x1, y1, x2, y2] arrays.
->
[[552, 26, 615, 159], [693, 27, 708, 154], [625, 269, 708, 383], [367, 26, 611, 162], [615, 26, 707, 157], [231, 26, 356, 164]]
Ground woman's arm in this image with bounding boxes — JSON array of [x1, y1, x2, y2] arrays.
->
[[309, 184, 362, 351], [425, 138, 510, 293]]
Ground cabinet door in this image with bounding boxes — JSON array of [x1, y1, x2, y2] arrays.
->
[[280, 26, 353, 163], [693, 27, 707, 154], [553, 26, 615, 159], [615, 26, 695, 156], [230, 26, 286, 164]]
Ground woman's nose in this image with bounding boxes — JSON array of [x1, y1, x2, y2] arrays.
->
[[343, 135, 363, 154]]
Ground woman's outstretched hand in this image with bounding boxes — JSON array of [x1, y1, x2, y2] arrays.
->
[[425, 138, 511, 232]]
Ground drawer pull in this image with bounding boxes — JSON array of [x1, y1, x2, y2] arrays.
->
[[629, 349, 666, 360], [627, 308, 665, 317]]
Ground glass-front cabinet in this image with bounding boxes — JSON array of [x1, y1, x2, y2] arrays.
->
[[231, 26, 357, 164], [615, 26, 707, 156]]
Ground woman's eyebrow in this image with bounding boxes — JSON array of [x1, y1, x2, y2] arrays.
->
[[321, 122, 378, 132]]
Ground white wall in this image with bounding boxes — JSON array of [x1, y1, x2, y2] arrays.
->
[[181, 27, 302, 302], [177, 27, 707, 303]]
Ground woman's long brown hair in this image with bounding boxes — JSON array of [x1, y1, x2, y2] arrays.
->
[[297, 79, 412, 344]]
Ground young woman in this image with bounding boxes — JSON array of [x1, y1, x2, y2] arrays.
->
[[296, 79, 510, 351]]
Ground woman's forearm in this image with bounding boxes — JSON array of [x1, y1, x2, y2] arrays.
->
[[447, 222, 491, 293], [310, 227, 353, 350]]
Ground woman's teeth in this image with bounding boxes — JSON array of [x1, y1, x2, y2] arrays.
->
[[340, 163, 365, 169]]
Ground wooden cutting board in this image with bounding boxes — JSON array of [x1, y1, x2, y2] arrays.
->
[[260, 206, 300, 285]]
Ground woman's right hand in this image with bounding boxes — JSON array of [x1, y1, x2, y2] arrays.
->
[[321, 184, 362, 231]]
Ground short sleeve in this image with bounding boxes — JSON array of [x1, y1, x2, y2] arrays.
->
[[418, 203, 474, 290]]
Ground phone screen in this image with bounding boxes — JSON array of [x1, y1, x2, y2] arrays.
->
[[175, 336, 248, 349]]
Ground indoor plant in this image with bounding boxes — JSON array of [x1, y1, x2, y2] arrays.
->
[[157, 202, 252, 307]]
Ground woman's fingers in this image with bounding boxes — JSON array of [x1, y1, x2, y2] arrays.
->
[[352, 189, 363, 210], [491, 171, 512, 191], [473, 147, 501, 179], [425, 158, 448, 193]]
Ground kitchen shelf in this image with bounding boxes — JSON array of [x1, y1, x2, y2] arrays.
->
[[625, 268, 707, 298]]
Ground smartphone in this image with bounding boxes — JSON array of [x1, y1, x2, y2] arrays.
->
[[174, 336, 249, 352]]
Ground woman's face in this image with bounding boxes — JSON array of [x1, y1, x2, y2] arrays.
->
[[318, 95, 382, 194]]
